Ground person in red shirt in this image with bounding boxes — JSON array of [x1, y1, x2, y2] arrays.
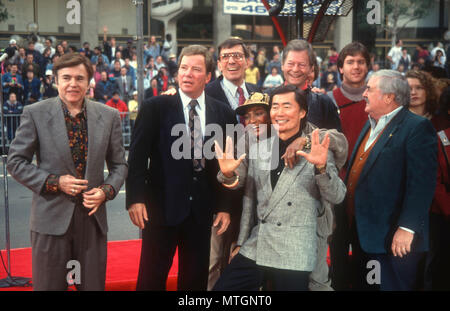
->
[[105, 91, 128, 119], [328, 42, 371, 290]]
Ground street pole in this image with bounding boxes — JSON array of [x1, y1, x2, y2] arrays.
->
[[0, 62, 31, 288], [134, 0, 145, 109]]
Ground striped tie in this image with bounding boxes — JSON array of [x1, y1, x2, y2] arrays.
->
[[189, 100, 205, 171]]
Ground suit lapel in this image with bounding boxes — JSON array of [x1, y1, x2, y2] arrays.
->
[[212, 77, 231, 107], [46, 98, 76, 175], [255, 137, 275, 206], [357, 108, 408, 185], [346, 121, 370, 183], [264, 156, 308, 219], [85, 100, 105, 181]]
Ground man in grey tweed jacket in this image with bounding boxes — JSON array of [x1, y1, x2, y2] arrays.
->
[[214, 85, 346, 291]]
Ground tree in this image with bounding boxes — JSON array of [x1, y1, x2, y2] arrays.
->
[[0, 0, 10, 23], [382, 0, 434, 45]]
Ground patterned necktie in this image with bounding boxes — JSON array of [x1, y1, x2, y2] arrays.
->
[[189, 100, 205, 171], [237, 86, 246, 124]]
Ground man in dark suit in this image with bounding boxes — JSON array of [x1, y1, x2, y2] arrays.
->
[[205, 38, 260, 115], [344, 70, 437, 290], [204, 37, 260, 289], [126, 45, 236, 290]]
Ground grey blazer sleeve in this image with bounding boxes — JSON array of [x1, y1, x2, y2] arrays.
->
[[6, 107, 51, 194], [236, 157, 257, 246], [103, 109, 128, 197], [314, 151, 347, 205]]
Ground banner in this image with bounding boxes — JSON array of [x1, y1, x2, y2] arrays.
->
[[223, 0, 271, 16], [223, 0, 345, 16]]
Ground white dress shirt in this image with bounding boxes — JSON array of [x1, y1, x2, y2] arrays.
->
[[179, 89, 206, 137], [220, 78, 249, 111]]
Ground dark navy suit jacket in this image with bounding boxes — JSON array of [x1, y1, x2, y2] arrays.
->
[[126, 92, 237, 226], [205, 75, 260, 109], [347, 107, 437, 254]]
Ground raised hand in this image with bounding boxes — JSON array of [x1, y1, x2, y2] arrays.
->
[[296, 129, 329, 167], [214, 136, 246, 178]]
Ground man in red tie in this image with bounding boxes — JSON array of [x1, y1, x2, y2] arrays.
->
[[204, 38, 260, 289]]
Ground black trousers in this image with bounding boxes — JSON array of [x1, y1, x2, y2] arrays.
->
[[424, 212, 450, 290], [213, 253, 310, 291], [136, 212, 211, 291], [348, 220, 425, 291]]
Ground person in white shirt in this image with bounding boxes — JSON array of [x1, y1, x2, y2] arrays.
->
[[263, 67, 284, 90], [387, 39, 403, 70]]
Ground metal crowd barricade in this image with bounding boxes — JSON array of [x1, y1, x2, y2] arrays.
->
[[0, 113, 22, 152], [119, 112, 133, 148], [1, 112, 135, 152]]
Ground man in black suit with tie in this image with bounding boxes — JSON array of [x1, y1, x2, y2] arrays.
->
[[126, 45, 236, 290], [204, 38, 260, 289], [205, 38, 260, 114]]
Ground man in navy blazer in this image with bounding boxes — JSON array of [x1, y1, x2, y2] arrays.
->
[[126, 45, 236, 290], [205, 38, 260, 113], [343, 70, 437, 290]]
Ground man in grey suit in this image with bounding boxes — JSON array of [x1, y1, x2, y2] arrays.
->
[[6, 53, 128, 291], [116, 66, 135, 103], [213, 85, 346, 290]]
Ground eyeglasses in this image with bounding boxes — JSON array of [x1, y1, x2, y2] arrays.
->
[[220, 52, 245, 62]]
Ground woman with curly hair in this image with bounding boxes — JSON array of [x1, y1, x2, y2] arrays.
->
[[406, 70, 450, 291], [405, 70, 438, 118]]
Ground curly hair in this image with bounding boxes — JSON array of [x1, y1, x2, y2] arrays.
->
[[405, 70, 438, 115]]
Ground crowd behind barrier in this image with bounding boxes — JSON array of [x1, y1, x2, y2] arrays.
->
[[1, 31, 450, 292]]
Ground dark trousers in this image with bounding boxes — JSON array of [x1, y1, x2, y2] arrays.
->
[[424, 212, 450, 290], [31, 204, 107, 291], [329, 204, 351, 290], [136, 212, 211, 291], [213, 254, 310, 291], [348, 220, 425, 291], [371, 252, 425, 291]]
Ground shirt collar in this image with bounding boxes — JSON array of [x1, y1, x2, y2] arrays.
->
[[60, 97, 87, 119], [222, 77, 246, 96], [179, 89, 206, 112], [279, 130, 302, 150], [369, 105, 403, 130]]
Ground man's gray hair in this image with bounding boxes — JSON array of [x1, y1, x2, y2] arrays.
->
[[370, 69, 410, 107], [282, 39, 315, 67]]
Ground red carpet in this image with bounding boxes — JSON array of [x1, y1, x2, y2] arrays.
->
[[1, 241, 335, 291], [0, 240, 178, 291]]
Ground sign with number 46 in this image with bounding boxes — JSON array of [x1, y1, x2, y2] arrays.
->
[[223, 0, 269, 16]]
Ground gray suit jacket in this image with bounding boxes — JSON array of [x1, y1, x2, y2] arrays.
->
[[237, 134, 346, 272], [7, 97, 128, 236], [117, 75, 135, 99]]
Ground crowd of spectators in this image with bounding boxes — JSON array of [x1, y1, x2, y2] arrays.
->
[[2, 33, 449, 136], [2, 30, 179, 118]]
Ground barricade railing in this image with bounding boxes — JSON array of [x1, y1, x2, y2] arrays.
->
[[0, 112, 135, 152]]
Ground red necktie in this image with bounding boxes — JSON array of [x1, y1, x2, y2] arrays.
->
[[237, 86, 245, 124]]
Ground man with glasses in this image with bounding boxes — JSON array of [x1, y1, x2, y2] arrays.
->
[[204, 37, 260, 290], [206, 38, 260, 115]]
